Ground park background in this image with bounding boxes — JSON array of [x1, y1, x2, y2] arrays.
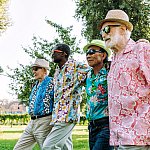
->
[[0, 0, 149, 149]]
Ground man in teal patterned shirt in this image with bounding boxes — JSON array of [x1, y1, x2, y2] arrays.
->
[[83, 40, 113, 150]]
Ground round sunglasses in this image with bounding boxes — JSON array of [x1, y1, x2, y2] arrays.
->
[[100, 25, 121, 35], [32, 67, 42, 71]]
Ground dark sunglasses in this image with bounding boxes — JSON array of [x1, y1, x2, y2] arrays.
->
[[52, 49, 67, 55], [100, 25, 121, 35], [86, 49, 103, 56], [32, 67, 42, 71]]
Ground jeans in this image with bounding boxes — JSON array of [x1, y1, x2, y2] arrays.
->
[[88, 117, 113, 150]]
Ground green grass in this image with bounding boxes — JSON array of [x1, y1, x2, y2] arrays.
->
[[0, 135, 89, 150], [0, 139, 40, 150], [73, 134, 89, 150], [2, 130, 23, 133], [0, 125, 89, 150]]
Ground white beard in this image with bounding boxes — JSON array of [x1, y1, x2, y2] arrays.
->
[[106, 30, 121, 52]]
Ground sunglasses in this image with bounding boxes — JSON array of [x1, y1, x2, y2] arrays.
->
[[100, 25, 121, 35], [32, 67, 42, 71], [53, 49, 67, 55], [86, 49, 103, 56]]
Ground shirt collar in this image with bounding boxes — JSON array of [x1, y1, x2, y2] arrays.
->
[[56, 59, 74, 70], [90, 67, 107, 77], [123, 38, 136, 54]]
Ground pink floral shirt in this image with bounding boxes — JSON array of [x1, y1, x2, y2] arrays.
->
[[108, 39, 150, 146]]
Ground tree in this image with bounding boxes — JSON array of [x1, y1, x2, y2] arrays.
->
[[7, 20, 83, 105], [74, 0, 150, 41], [0, 0, 11, 35], [0, 66, 3, 73], [7, 64, 33, 106]]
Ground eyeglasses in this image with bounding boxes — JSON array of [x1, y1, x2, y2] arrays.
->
[[32, 67, 42, 71], [86, 49, 103, 56], [53, 49, 67, 55], [100, 25, 121, 35]]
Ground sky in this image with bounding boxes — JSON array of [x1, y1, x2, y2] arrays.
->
[[0, 0, 86, 100]]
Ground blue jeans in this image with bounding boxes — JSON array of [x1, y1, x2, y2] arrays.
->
[[88, 117, 113, 150]]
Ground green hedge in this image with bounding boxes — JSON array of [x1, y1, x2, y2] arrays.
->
[[0, 114, 87, 126], [0, 114, 30, 125]]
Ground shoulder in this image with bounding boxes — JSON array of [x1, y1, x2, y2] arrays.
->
[[133, 41, 150, 62], [135, 42, 150, 59], [48, 76, 53, 80], [75, 61, 88, 69], [46, 76, 54, 83], [134, 40, 150, 50]]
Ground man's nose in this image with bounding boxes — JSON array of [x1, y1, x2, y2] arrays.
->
[[101, 31, 107, 39], [86, 54, 92, 59]]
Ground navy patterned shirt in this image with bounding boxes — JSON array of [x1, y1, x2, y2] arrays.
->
[[29, 76, 54, 116]]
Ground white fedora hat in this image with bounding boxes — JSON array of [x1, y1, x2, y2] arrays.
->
[[31, 58, 49, 70]]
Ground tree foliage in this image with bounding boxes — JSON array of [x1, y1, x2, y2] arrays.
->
[[74, 0, 150, 41], [0, 66, 3, 73], [7, 64, 33, 106], [7, 20, 83, 105], [0, 0, 11, 35]]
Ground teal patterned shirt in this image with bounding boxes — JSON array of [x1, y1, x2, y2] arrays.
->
[[86, 67, 109, 121]]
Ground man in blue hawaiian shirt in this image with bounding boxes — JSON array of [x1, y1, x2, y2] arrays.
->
[[83, 40, 113, 150], [14, 58, 54, 150]]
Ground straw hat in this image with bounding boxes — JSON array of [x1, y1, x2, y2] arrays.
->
[[99, 9, 133, 31], [83, 39, 111, 57], [31, 58, 49, 70]]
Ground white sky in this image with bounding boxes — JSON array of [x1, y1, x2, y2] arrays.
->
[[0, 0, 86, 100]]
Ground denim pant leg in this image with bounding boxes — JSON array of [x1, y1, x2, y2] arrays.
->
[[88, 122, 113, 150]]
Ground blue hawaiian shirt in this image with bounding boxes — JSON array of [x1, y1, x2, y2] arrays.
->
[[86, 67, 109, 121], [29, 76, 54, 116]]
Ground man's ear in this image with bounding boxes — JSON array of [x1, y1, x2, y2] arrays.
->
[[119, 25, 127, 35], [61, 52, 65, 56], [120, 25, 127, 31], [102, 52, 107, 61]]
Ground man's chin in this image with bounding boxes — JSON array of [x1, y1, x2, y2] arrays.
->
[[106, 42, 114, 49], [54, 60, 60, 63], [105, 44, 112, 49], [105, 41, 111, 48]]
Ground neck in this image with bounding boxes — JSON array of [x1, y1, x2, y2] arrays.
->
[[58, 59, 68, 68], [38, 75, 46, 83], [113, 38, 130, 54], [93, 63, 103, 75]]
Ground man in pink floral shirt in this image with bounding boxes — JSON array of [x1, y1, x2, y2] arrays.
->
[[99, 9, 150, 150]]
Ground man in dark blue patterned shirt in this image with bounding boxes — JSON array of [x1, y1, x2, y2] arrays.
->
[[14, 58, 54, 150]]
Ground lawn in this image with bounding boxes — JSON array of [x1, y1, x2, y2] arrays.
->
[[0, 125, 89, 150]]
